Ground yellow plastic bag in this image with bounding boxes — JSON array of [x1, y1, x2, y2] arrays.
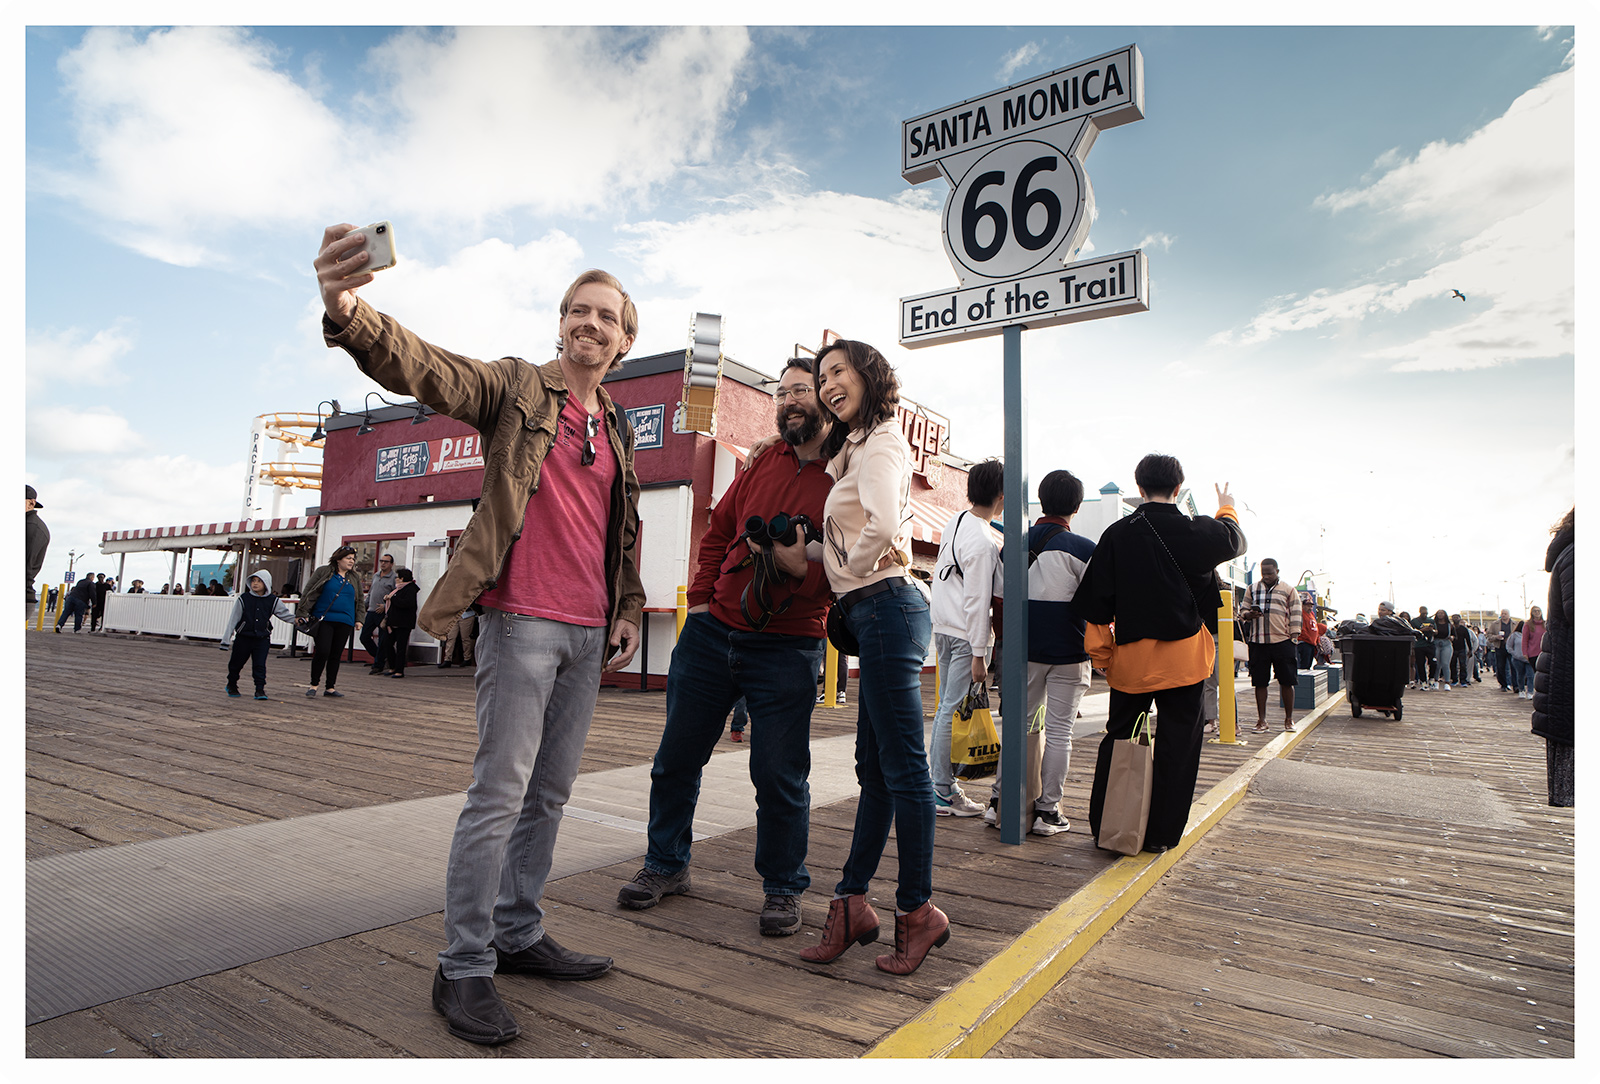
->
[[951, 680, 1000, 780]]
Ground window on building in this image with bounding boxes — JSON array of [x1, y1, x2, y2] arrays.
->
[[348, 539, 409, 587]]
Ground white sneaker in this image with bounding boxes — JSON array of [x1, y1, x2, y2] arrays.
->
[[934, 788, 985, 817], [1030, 810, 1071, 836], [983, 799, 998, 825], [1441, 683, 1451, 691]]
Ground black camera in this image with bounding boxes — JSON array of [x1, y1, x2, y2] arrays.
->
[[744, 512, 817, 547]]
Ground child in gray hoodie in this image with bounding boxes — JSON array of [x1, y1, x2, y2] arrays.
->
[[221, 569, 297, 700]]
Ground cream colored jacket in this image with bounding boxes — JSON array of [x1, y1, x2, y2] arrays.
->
[[822, 419, 913, 596]]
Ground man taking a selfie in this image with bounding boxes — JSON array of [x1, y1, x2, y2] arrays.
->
[[315, 223, 645, 1047]]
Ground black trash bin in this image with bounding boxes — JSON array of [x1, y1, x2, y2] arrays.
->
[[1337, 635, 1412, 720]]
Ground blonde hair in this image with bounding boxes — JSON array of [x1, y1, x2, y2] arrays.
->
[[558, 269, 638, 371]]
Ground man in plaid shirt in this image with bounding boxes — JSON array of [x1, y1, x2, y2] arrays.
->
[[1239, 558, 1302, 733]]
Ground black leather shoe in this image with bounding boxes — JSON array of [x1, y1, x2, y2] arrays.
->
[[431, 966, 519, 1045], [495, 933, 612, 980]]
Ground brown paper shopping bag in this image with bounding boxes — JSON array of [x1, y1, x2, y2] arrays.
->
[[1026, 702, 1047, 810], [1099, 711, 1154, 856]]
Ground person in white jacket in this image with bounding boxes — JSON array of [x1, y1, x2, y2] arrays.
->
[[928, 459, 1005, 815], [220, 568, 296, 700]]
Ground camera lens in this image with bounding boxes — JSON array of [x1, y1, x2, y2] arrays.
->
[[376, 224, 387, 234]]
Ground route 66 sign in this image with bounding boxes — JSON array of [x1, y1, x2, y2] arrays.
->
[[899, 45, 1149, 346]]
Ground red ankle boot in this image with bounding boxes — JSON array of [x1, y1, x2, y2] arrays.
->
[[799, 894, 880, 963], [875, 900, 950, 975]]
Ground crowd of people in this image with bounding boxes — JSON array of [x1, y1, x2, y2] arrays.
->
[[306, 219, 1283, 1045], [23, 229, 1569, 1050]]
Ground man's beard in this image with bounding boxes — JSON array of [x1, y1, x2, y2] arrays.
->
[[778, 407, 821, 446]]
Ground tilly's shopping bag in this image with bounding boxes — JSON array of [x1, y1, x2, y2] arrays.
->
[[1098, 711, 1154, 856], [952, 680, 1000, 780]]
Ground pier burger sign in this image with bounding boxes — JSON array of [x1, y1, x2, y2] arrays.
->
[[900, 44, 1149, 347]]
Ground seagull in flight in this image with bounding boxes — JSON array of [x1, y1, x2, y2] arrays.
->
[[1450, 289, 1466, 301]]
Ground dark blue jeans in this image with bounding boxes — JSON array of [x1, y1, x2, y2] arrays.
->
[[645, 611, 824, 897], [834, 582, 936, 913]]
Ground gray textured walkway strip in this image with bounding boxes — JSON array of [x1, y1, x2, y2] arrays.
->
[[1251, 758, 1520, 828], [26, 732, 865, 1024]]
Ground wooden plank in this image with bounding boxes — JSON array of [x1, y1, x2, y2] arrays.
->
[[27, 751, 272, 834], [88, 968, 404, 1058], [22, 1010, 155, 1058], [350, 915, 866, 1058], [24, 776, 196, 846]]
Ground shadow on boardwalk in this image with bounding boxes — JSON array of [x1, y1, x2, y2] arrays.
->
[[24, 633, 1572, 1057]]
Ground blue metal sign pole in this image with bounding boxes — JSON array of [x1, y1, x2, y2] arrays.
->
[[999, 324, 1029, 844]]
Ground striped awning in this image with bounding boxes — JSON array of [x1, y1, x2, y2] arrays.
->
[[101, 515, 319, 554]]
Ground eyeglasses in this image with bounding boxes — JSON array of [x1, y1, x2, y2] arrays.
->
[[581, 414, 600, 467], [773, 385, 814, 404]]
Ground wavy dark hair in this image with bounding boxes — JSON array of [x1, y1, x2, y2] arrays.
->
[[813, 339, 900, 461]]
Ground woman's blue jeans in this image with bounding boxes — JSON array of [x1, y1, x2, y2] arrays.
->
[[834, 581, 936, 913]]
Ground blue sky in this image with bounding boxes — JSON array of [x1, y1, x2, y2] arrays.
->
[[22, 16, 1579, 617]]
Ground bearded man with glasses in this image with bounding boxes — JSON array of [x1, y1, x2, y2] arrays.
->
[[315, 224, 645, 1047], [617, 357, 834, 939]]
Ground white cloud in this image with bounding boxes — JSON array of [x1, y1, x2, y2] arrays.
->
[[1135, 232, 1175, 253], [25, 322, 136, 394], [27, 406, 147, 457], [39, 26, 753, 264], [1314, 67, 1572, 232], [997, 43, 1042, 83], [1214, 65, 1573, 370]]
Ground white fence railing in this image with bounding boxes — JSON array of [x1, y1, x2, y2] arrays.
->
[[103, 593, 300, 647]]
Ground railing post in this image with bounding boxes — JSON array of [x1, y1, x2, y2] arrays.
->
[[1214, 586, 1244, 745], [824, 639, 839, 709]]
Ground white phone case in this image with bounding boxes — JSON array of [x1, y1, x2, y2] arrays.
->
[[354, 221, 397, 273]]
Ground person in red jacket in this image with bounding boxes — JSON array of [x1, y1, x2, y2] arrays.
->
[[618, 357, 834, 938]]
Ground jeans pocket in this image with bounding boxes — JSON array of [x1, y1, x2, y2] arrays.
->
[[898, 593, 931, 657]]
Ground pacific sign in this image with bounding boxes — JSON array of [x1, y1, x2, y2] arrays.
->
[[899, 44, 1148, 347]]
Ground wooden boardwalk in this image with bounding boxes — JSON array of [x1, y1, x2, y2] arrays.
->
[[25, 632, 1570, 1058], [988, 678, 1575, 1059]]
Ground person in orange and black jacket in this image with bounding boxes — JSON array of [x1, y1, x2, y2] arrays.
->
[[1073, 453, 1247, 854]]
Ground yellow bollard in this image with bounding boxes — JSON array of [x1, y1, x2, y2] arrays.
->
[[1213, 586, 1243, 745], [34, 588, 50, 629], [824, 638, 839, 709], [674, 585, 688, 638]]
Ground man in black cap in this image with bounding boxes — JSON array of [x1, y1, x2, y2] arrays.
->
[[26, 486, 49, 606]]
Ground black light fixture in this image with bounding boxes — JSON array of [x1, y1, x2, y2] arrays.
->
[[311, 399, 341, 443], [361, 390, 426, 432]]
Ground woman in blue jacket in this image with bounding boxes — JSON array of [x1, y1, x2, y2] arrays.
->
[[295, 545, 364, 698]]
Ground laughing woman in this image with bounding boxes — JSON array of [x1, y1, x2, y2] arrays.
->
[[797, 339, 948, 976]]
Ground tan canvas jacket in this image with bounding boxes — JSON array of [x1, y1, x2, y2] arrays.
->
[[324, 298, 645, 640]]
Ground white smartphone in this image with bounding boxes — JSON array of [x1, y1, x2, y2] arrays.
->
[[348, 221, 397, 273]]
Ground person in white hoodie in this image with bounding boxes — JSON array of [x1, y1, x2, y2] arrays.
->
[[220, 569, 296, 700], [928, 459, 1006, 816]]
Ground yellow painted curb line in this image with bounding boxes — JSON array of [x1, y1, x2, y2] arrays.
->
[[865, 689, 1347, 1059]]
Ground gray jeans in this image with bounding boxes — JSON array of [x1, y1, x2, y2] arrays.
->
[[439, 608, 606, 978], [991, 660, 1090, 813], [930, 633, 977, 795]]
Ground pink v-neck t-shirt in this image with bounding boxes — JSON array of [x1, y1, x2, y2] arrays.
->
[[477, 395, 616, 627]]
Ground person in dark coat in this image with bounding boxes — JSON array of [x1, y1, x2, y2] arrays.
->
[[55, 577, 95, 632], [1532, 508, 1573, 807], [379, 568, 421, 677], [26, 485, 49, 605], [90, 573, 112, 631]]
